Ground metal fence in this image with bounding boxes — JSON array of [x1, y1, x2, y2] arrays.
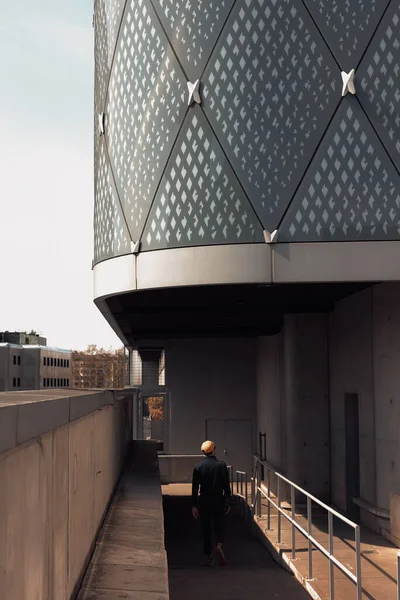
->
[[250, 457, 362, 600], [235, 470, 249, 520]]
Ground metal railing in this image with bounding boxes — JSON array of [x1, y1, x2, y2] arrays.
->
[[227, 464, 233, 494], [235, 470, 249, 520], [251, 456, 362, 600]]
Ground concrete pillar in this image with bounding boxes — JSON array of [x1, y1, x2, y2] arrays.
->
[[138, 349, 162, 388], [284, 314, 330, 501]]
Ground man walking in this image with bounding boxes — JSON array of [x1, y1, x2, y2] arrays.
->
[[191, 440, 232, 567]]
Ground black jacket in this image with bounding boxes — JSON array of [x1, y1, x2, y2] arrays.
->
[[191, 455, 232, 507]]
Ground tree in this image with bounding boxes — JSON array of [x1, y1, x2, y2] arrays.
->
[[145, 396, 164, 421], [72, 345, 126, 389]]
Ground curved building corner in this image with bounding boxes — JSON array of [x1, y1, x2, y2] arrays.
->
[[93, 0, 400, 537]]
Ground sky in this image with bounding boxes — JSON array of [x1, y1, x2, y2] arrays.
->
[[0, 0, 122, 350]]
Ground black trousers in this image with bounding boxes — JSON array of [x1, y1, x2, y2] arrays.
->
[[199, 498, 225, 555]]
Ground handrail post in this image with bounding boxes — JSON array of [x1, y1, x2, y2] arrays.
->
[[257, 462, 261, 517], [245, 473, 248, 522], [397, 551, 400, 600], [236, 471, 238, 496], [277, 477, 282, 544], [291, 486, 296, 559], [251, 476, 255, 514], [328, 512, 334, 600], [307, 496, 313, 580], [355, 525, 362, 600], [267, 467, 271, 530]]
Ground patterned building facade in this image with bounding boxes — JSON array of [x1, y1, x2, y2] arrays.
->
[[93, 1, 400, 535], [94, 0, 400, 264]]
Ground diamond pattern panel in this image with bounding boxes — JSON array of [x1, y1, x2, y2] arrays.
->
[[94, 0, 110, 112], [358, 2, 400, 173], [104, 0, 126, 67], [94, 137, 132, 263], [105, 0, 187, 241], [151, 0, 234, 81], [303, 0, 390, 71], [279, 99, 400, 242], [141, 106, 264, 250], [202, 0, 339, 233]]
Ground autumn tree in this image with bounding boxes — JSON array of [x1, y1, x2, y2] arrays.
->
[[145, 396, 164, 421], [72, 345, 126, 389]]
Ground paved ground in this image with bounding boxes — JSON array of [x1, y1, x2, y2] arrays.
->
[[163, 484, 310, 600], [78, 442, 169, 600]]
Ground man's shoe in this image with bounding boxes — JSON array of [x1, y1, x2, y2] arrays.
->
[[215, 544, 228, 567]]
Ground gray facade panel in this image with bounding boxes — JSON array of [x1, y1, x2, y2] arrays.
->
[[358, 2, 400, 173], [303, 0, 390, 71], [94, 137, 132, 263], [201, 0, 340, 233], [94, 0, 112, 113], [141, 105, 264, 250], [279, 98, 400, 242], [151, 0, 234, 82], [105, 0, 187, 242], [93, 0, 400, 269]]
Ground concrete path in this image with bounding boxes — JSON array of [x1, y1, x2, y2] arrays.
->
[[78, 442, 169, 600], [163, 484, 310, 600]]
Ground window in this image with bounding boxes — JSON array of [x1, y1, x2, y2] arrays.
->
[[43, 357, 46, 366], [17, 356, 21, 365], [47, 378, 49, 387], [57, 378, 60, 386], [12, 377, 16, 387], [67, 379, 69, 387], [51, 378, 53, 386], [63, 359, 66, 368], [67, 360, 69, 368], [13, 355, 16, 365], [17, 378, 20, 388], [43, 378, 46, 387], [57, 358, 60, 367], [51, 358, 53, 367]]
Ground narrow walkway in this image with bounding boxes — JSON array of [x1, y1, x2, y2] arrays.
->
[[163, 484, 310, 600], [256, 498, 399, 600], [78, 442, 169, 600]]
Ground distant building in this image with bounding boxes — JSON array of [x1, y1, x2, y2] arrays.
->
[[0, 330, 47, 346], [72, 348, 124, 389], [0, 343, 72, 391]]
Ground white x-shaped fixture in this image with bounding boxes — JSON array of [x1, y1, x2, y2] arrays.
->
[[98, 112, 105, 136], [341, 69, 356, 97], [187, 80, 201, 106]]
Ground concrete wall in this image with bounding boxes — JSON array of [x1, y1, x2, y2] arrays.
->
[[165, 337, 257, 472], [0, 389, 132, 600], [329, 282, 400, 533], [329, 288, 376, 515], [256, 315, 330, 501], [257, 334, 284, 470]]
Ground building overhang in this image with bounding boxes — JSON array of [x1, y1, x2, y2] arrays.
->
[[92, 242, 400, 343]]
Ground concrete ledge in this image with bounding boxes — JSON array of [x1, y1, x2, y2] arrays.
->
[[70, 390, 115, 422], [0, 390, 128, 454], [0, 405, 17, 453], [17, 397, 70, 445], [251, 518, 321, 600]]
